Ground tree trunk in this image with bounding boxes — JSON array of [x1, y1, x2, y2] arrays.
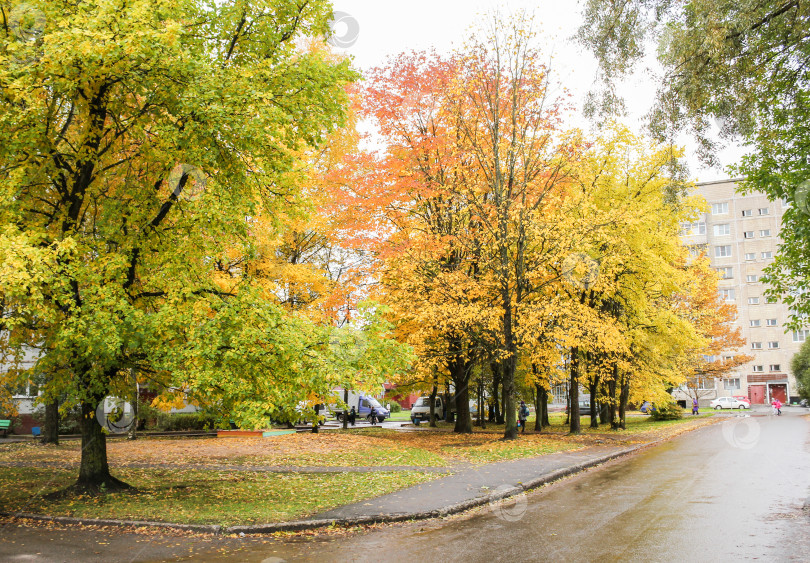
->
[[477, 376, 486, 429], [429, 381, 438, 428], [534, 383, 542, 432], [76, 399, 130, 493], [42, 398, 59, 445], [569, 346, 581, 434], [342, 388, 349, 430], [589, 373, 599, 429], [609, 365, 619, 430], [502, 293, 518, 440], [490, 361, 503, 424], [127, 369, 137, 441], [618, 373, 630, 430], [451, 357, 472, 433], [539, 386, 550, 427]]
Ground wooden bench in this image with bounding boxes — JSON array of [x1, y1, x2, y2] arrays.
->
[[0, 420, 11, 438]]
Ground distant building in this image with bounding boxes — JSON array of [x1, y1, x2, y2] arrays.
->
[[679, 179, 798, 405]]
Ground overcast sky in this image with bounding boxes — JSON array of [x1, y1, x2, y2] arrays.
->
[[329, 0, 744, 183]]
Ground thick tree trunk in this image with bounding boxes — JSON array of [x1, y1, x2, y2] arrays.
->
[[539, 386, 550, 427], [42, 398, 59, 445], [451, 357, 472, 433], [569, 346, 581, 434], [76, 399, 130, 493]]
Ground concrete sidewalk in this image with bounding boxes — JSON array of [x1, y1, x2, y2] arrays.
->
[[228, 442, 642, 533]]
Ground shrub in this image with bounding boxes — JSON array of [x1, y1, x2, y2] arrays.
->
[[388, 400, 402, 413], [650, 402, 683, 421]]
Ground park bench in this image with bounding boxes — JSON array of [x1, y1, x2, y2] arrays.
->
[[0, 419, 11, 437]]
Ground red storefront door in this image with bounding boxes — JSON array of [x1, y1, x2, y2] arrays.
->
[[770, 384, 787, 403], [749, 384, 766, 404]]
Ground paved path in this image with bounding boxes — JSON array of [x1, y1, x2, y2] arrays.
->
[[309, 443, 636, 522]]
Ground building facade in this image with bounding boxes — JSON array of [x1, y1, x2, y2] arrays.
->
[[681, 179, 799, 405]]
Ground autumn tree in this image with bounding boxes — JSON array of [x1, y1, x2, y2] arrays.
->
[[0, 0, 359, 492], [578, 0, 810, 324]]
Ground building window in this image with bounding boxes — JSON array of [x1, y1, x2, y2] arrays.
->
[[760, 229, 771, 237], [793, 330, 810, 342], [715, 245, 732, 258], [747, 275, 758, 282], [744, 231, 755, 239], [719, 289, 735, 301], [712, 203, 729, 215], [697, 377, 715, 390], [724, 378, 741, 390], [766, 319, 777, 326], [750, 319, 761, 327], [745, 252, 756, 261], [761, 251, 773, 259], [717, 267, 733, 279], [770, 364, 781, 372], [741, 209, 753, 217], [748, 297, 760, 305], [12, 379, 40, 398], [752, 365, 764, 372], [758, 207, 770, 215], [751, 342, 763, 349], [714, 224, 730, 236], [768, 341, 780, 349]]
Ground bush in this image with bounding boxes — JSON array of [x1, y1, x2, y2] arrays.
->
[[137, 402, 219, 431], [650, 402, 683, 421], [388, 400, 402, 413]]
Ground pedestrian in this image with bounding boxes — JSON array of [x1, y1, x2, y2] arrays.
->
[[370, 406, 377, 425], [518, 400, 530, 433], [771, 398, 779, 415], [776, 398, 782, 416], [692, 398, 699, 415], [349, 406, 356, 426]]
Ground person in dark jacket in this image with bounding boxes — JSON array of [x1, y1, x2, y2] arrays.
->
[[518, 401, 530, 433]]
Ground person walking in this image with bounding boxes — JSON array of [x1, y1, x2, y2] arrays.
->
[[518, 400, 530, 433], [775, 398, 782, 416], [349, 406, 356, 426], [369, 406, 377, 425], [692, 398, 699, 415]]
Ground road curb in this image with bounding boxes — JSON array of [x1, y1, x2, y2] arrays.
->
[[0, 512, 222, 535]]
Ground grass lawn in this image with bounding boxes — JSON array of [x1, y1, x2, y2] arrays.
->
[[0, 466, 435, 526], [0, 411, 716, 526]]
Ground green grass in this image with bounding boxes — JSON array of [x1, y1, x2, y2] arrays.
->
[[386, 410, 412, 422], [0, 466, 437, 526]]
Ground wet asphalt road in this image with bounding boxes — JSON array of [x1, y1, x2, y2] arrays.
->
[[2, 409, 809, 562]]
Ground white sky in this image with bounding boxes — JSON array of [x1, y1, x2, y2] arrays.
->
[[330, 0, 745, 183]]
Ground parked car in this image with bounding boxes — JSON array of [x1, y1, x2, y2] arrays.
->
[[710, 397, 749, 410], [640, 401, 656, 414], [732, 395, 751, 407], [411, 396, 444, 423]]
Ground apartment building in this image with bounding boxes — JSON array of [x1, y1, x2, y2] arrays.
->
[[680, 179, 799, 405]]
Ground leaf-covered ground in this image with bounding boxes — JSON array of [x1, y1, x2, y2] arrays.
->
[[0, 414, 717, 526]]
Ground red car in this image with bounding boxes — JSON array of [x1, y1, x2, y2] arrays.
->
[[733, 395, 751, 407]]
